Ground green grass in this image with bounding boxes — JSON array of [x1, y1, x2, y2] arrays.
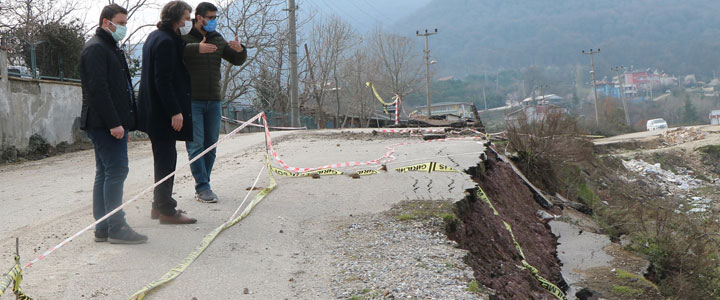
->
[[577, 183, 600, 207], [396, 214, 415, 221], [616, 269, 658, 289], [466, 280, 483, 293], [393, 201, 456, 222], [697, 145, 720, 159], [612, 285, 643, 297]]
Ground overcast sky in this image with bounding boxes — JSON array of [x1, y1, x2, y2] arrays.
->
[[75, 0, 207, 44], [72, 0, 431, 44]]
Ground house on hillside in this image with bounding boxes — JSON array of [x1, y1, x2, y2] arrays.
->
[[595, 81, 622, 98], [624, 70, 677, 91], [505, 104, 567, 124]]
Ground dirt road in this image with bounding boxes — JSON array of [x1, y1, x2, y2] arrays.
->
[[0, 129, 484, 299]]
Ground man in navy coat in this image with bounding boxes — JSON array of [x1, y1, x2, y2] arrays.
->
[[137, 0, 197, 224]]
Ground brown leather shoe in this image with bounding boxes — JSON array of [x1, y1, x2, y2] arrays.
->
[[159, 210, 197, 224], [150, 209, 160, 220]]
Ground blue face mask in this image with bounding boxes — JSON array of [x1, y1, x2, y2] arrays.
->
[[203, 19, 217, 32]]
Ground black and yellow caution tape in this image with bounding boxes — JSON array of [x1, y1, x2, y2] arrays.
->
[[476, 187, 499, 216], [0, 256, 33, 299], [356, 169, 380, 176], [129, 161, 278, 300], [394, 162, 459, 173], [475, 188, 566, 300], [271, 167, 343, 177]]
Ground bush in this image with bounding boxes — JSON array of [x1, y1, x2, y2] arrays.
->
[[505, 107, 593, 193]]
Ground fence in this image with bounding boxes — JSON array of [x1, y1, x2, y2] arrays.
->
[[7, 40, 80, 83]]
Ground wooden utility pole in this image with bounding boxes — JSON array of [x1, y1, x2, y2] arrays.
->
[[582, 48, 601, 126], [286, 0, 299, 127], [612, 66, 631, 126], [416, 29, 437, 117]]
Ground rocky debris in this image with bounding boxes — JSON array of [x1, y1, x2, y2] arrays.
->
[[422, 134, 447, 141], [622, 159, 704, 191], [553, 194, 593, 215], [328, 211, 483, 300], [537, 210, 556, 220], [622, 158, 716, 214], [575, 287, 600, 300], [661, 127, 706, 146]]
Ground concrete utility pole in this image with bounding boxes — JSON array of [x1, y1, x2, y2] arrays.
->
[[612, 66, 631, 126], [417, 28, 437, 117], [582, 48, 600, 126], [286, 0, 299, 127]]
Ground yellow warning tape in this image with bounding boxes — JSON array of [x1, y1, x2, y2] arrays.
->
[[271, 167, 343, 177], [476, 187, 499, 216], [356, 169, 380, 176], [476, 187, 566, 300], [365, 82, 395, 106], [394, 162, 459, 173], [0, 256, 32, 299], [129, 160, 278, 300]]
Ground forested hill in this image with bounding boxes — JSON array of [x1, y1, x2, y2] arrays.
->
[[394, 0, 720, 77]]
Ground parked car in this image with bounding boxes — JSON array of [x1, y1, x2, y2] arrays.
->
[[7, 66, 33, 78], [646, 118, 668, 131]]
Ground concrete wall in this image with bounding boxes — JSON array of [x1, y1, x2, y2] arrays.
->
[[0, 50, 83, 150]]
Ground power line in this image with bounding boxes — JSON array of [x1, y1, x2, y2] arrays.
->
[[345, 0, 385, 25], [314, 0, 364, 24], [358, 0, 392, 21]]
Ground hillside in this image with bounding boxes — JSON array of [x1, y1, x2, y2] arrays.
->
[[393, 0, 720, 77]]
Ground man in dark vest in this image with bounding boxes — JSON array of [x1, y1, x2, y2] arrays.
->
[[79, 3, 147, 244], [137, 0, 197, 224], [183, 2, 247, 203]]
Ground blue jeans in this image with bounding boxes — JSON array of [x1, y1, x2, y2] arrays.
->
[[186, 100, 222, 193], [87, 129, 128, 234]]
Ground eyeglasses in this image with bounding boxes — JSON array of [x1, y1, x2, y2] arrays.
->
[[203, 15, 217, 20]]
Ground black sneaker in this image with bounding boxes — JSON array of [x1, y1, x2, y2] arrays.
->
[[94, 230, 108, 243], [195, 189, 218, 203], [108, 226, 148, 244]]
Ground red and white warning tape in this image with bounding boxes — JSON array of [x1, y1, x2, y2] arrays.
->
[[260, 113, 484, 173], [374, 128, 447, 134], [23, 112, 265, 268]]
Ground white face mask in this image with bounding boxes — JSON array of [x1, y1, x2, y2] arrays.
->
[[179, 20, 192, 35]]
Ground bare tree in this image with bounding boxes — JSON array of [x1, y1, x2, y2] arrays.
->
[[339, 46, 382, 128], [216, 0, 289, 106], [303, 16, 354, 128], [370, 28, 423, 99]]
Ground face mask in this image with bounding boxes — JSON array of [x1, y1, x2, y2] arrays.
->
[[202, 19, 217, 32], [179, 20, 193, 35], [108, 21, 127, 41]]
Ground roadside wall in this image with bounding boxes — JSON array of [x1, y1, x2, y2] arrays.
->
[[0, 50, 83, 150]]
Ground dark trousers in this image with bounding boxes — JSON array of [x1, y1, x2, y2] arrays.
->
[[87, 129, 128, 234], [150, 135, 178, 215]]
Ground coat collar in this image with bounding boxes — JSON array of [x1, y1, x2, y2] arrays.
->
[[95, 27, 118, 48]]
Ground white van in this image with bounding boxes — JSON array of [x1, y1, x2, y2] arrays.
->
[[646, 118, 668, 131]]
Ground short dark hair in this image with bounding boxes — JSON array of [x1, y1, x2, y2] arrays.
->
[[195, 2, 218, 19], [98, 4, 128, 27], [157, 1, 193, 31]]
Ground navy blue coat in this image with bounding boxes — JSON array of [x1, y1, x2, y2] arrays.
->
[[79, 28, 137, 131], [137, 28, 193, 141]]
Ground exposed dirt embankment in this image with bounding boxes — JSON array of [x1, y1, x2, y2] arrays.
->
[[449, 151, 566, 299]]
